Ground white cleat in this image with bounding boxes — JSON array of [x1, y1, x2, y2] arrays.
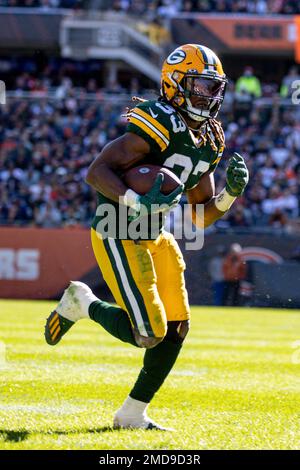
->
[[113, 409, 174, 431], [56, 281, 98, 322], [113, 396, 174, 431], [45, 281, 98, 346]]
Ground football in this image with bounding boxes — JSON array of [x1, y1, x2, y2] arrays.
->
[[122, 164, 182, 195]]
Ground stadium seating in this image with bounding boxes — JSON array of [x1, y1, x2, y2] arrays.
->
[[0, 0, 299, 15], [0, 65, 299, 229]]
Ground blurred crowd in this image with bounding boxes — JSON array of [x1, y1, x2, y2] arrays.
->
[[1, 64, 300, 230], [1, 0, 300, 14], [175, 0, 300, 14], [0, 91, 128, 228], [211, 65, 300, 230], [0, 0, 82, 8], [0, 57, 143, 95]]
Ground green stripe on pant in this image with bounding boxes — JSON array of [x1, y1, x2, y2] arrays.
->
[[104, 238, 154, 337]]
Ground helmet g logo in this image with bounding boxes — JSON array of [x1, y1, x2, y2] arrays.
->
[[166, 49, 186, 65]]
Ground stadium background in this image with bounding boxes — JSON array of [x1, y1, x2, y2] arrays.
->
[[1, 1, 300, 307]]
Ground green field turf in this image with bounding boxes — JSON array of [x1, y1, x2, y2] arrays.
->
[[0, 299, 300, 450]]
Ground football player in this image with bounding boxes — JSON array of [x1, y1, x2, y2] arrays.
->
[[45, 44, 248, 430]]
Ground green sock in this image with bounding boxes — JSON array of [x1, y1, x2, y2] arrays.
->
[[88, 300, 138, 347], [129, 338, 182, 403]]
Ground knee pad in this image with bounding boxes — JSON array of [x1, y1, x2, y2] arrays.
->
[[165, 320, 190, 345], [133, 331, 164, 349]]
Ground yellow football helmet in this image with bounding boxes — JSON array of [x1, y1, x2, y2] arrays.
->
[[161, 44, 227, 122]]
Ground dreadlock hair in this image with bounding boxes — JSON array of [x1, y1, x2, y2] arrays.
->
[[122, 96, 225, 151], [122, 96, 146, 120], [199, 118, 225, 151]]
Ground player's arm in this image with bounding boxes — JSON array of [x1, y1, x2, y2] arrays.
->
[[85, 132, 148, 203], [187, 171, 220, 228], [187, 153, 249, 228], [85, 132, 183, 213]]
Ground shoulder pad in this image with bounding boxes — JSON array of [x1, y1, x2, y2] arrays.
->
[[139, 100, 187, 134]]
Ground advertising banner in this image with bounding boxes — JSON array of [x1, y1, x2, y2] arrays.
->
[[1, 227, 300, 307], [0, 227, 98, 299], [170, 14, 295, 55]]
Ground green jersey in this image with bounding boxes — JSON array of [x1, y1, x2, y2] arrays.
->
[[92, 98, 224, 239]]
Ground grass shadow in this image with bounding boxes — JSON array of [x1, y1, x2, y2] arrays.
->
[[0, 430, 30, 442], [0, 426, 116, 443]]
